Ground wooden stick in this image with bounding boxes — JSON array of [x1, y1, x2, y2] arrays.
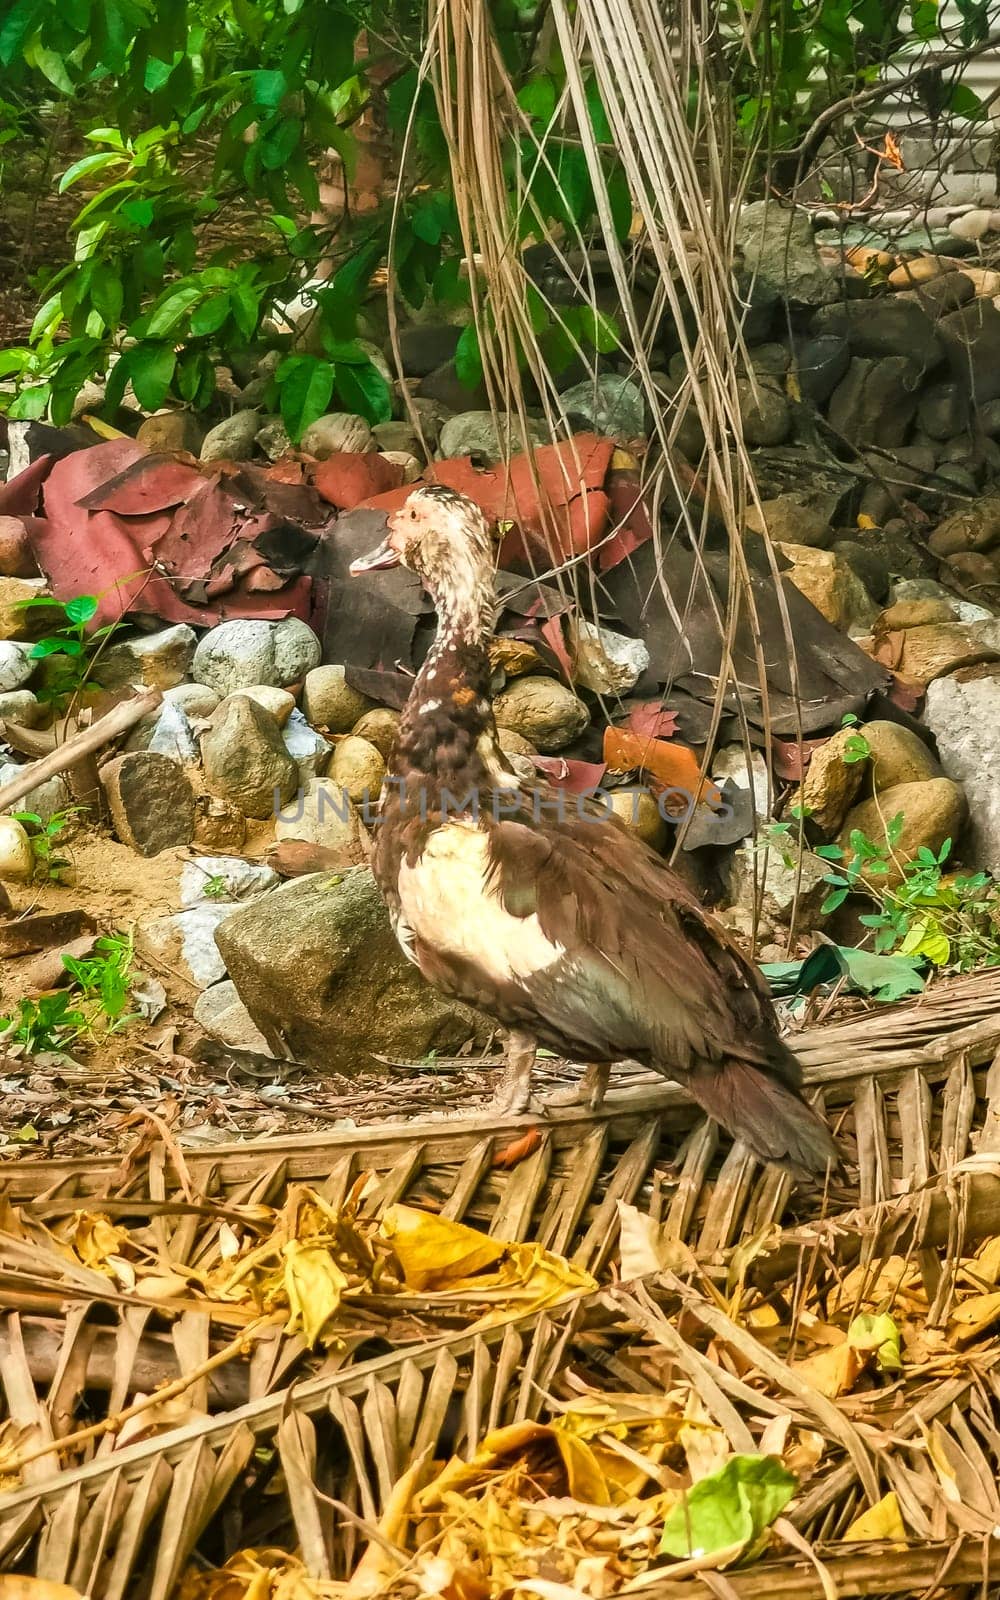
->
[[0, 689, 161, 813]]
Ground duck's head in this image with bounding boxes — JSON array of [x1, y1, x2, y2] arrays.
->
[[350, 486, 494, 630]]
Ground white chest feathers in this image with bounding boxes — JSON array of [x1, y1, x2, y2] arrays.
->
[[395, 821, 565, 986]]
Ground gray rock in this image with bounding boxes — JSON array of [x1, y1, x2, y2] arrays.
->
[[165, 683, 222, 719], [199, 410, 262, 463], [812, 298, 945, 368], [917, 380, 969, 440], [274, 778, 366, 851], [571, 620, 649, 695], [941, 299, 1000, 403], [300, 412, 374, 458], [256, 418, 292, 461], [215, 867, 485, 1072], [193, 980, 273, 1054], [737, 378, 791, 446], [558, 376, 645, 442], [794, 334, 850, 405], [98, 624, 197, 691], [924, 668, 1000, 869], [751, 446, 859, 526], [725, 838, 831, 931], [735, 201, 838, 306], [373, 421, 425, 458], [833, 541, 890, 602], [136, 904, 238, 989], [0, 642, 33, 692], [827, 356, 922, 448], [99, 751, 196, 856], [302, 665, 375, 733], [0, 765, 71, 826], [200, 694, 298, 819], [147, 702, 200, 764], [438, 411, 547, 462], [976, 399, 1000, 436], [180, 856, 278, 907], [749, 493, 833, 549], [419, 359, 488, 413], [282, 706, 332, 785], [0, 690, 41, 727], [398, 325, 462, 378], [192, 617, 321, 697], [407, 396, 449, 446], [897, 272, 977, 316]]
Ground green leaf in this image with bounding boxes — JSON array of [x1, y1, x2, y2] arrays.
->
[[454, 323, 483, 390], [949, 82, 986, 120], [517, 75, 557, 124], [63, 595, 99, 624], [0, 0, 42, 67], [129, 343, 176, 410], [230, 281, 260, 340], [122, 197, 155, 228], [821, 888, 848, 913], [146, 285, 203, 338], [58, 151, 128, 194], [29, 638, 74, 660], [849, 1312, 903, 1372], [660, 1455, 797, 1560], [276, 354, 335, 441], [190, 294, 231, 337], [90, 265, 123, 331], [252, 68, 287, 107], [335, 360, 392, 425]]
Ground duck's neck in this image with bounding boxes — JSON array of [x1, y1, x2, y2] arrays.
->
[[388, 572, 496, 796]]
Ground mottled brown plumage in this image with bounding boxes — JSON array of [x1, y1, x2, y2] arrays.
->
[[350, 486, 836, 1174]]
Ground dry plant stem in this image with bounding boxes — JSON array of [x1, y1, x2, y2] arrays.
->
[[7, 1312, 278, 1472], [0, 688, 162, 812]]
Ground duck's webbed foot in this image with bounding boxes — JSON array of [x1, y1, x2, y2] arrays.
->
[[486, 1030, 536, 1116], [544, 1062, 611, 1113]]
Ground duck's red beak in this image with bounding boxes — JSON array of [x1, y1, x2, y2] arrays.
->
[[349, 538, 399, 575]]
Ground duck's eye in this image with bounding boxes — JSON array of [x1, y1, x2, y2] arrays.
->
[[410, 509, 417, 520]]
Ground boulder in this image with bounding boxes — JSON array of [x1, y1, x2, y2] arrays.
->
[[558, 376, 645, 442], [438, 411, 547, 463], [812, 298, 944, 367], [302, 665, 377, 732], [99, 751, 196, 856], [180, 856, 278, 907], [199, 410, 262, 463], [747, 493, 832, 548], [380, 450, 422, 484], [136, 905, 239, 990], [274, 778, 366, 854], [136, 411, 203, 455], [493, 675, 590, 751], [0, 517, 38, 579], [826, 356, 923, 448], [794, 334, 850, 405], [895, 619, 1000, 682], [200, 695, 298, 819], [949, 208, 994, 241], [735, 202, 837, 306], [940, 299, 1000, 403], [282, 707, 332, 785], [736, 378, 791, 446], [329, 736, 386, 806], [606, 787, 667, 849], [859, 720, 942, 791], [790, 725, 866, 835], [570, 621, 650, 695], [918, 380, 969, 440], [397, 325, 462, 378], [192, 617, 321, 697], [221, 685, 295, 727], [778, 544, 878, 633], [0, 577, 50, 639], [300, 413, 374, 457], [99, 624, 197, 690], [924, 668, 1000, 869], [887, 254, 958, 288], [927, 498, 1000, 556], [257, 419, 292, 461], [0, 765, 72, 827], [725, 837, 832, 931], [165, 683, 222, 719], [0, 690, 41, 727], [837, 778, 967, 885], [351, 708, 400, 759], [373, 421, 425, 458], [215, 867, 485, 1071], [0, 817, 34, 882], [193, 979, 273, 1054]]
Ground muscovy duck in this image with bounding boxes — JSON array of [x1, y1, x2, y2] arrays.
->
[[350, 485, 836, 1174]]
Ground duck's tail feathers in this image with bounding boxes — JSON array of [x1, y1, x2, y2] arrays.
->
[[680, 1056, 838, 1177]]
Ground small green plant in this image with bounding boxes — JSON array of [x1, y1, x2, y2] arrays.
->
[[819, 819, 1000, 971], [11, 806, 82, 881], [17, 594, 120, 703], [0, 992, 88, 1053], [201, 874, 229, 900], [61, 932, 137, 1031]]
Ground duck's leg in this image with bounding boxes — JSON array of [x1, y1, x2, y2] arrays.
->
[[488, 1029, 536, 1115], [545, 1062, 611, 1112]]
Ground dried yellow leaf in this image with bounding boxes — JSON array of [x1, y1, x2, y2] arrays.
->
[[68, 1211, 131, 1271], [381, 1205, 508, 1290], [857, 513, 878, 530], [793, 1339, 864, 1399], [616, 1201, 696, 1279], [282, 1240, 349, 1345], [949, 1290, 1000, 1347], [844, 1491, 907, 1543]]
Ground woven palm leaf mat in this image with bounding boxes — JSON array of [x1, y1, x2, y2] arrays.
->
[[2, 972, 1000, 1597]]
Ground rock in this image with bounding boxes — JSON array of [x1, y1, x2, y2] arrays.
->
[[928, 498, 1000, 556], [826, 355, 922, 448], [877, 598, 957, 630], [0, 817, 34, 882], [0, 578, 50, 641], [438, 411, 547, 462], [193, 980, 273, 1054], [314, 450, 403, 509], [136, 905, 239, 989], [965, 267, 1000, 296], [419, 359, 488, 413], [282, 707, 332, 785], [136, 411, 203, 455], [778, 545, 878, 633], [146, 702, 200, 764], [790, 725, 866, 835], [407, 396, 448, 446], [497, 727, 537, 759], [302, 665, 375, 732], [892, 576, 990, 613], [165, 683, 222, 720], [329, 736, 386, 805], [747, 493, 832, 548], [201, 695, 298, 819], [918, 380, 969, 440], [711, 744, 771, 822], [493, 676, 590, 752], [940, 300, 1000, 402], [274, 778, 366, 853], [736, 378, 791, 446], [606, 787, 667, 849], [351, 708, 400, 759], [812, 298, 944, 367], [379, 450, 423, 484], [0, 636, 33, 688], [558, 376, 646, 443], [887, 255, 958, 288], [725, 838, 831, 930], [0, 764, 72, 826], [257, 418, 292, 461], [223, 685, 295, 727], [98, 624, 197, 690], [898, 273, 976, 315], [950, 208, 994, 241], [742, 342, 790, 378], [735, 201, 837, 306], [832, 541, 890, 603], [373, 421, 424, 458], [0, 518, 38, 579], [192, 617, 321, 697], [199, 410, 261, 463], [193, 794, 246, 854], [215, 867, 484, 1070], [837, 778, 967, 885], [794, 335, 850, 405], [398, 325, 462, 377], [925, 668, 1000, 868], [180, 856, 278, 907], [0, 690, 41, 727], [99, 751, 196, 855], [895, 619, 1000, 682], [571, 621, 650, 695], [859, 720, 941, 790], [300, 413, 374, 458]]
